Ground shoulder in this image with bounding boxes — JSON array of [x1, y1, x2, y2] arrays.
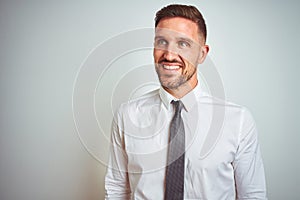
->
[[113, 89, 162, 129], [199, 93, 255, 123], [116, 88, 161, 116], [202, 93, 249, 110]]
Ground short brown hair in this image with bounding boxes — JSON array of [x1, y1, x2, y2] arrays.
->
[[155, 4, 207, 42]]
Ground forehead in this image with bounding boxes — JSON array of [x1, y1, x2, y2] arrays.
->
[[155, 17, 200, 43]]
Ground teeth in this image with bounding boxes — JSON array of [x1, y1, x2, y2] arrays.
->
[[163, 65, 180, 70]]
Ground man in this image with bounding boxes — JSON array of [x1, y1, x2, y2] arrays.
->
[[105, 4, 267, 200]]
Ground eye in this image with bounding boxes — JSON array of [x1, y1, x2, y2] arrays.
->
[[155, 38, 168, 47], [178, 41, 190, 48]]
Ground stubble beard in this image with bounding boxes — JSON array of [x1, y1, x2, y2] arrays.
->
[[156, 65, 197, 90]]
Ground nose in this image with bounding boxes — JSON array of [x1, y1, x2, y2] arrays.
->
[[163, 46, 179, 61], [163, 51, 177, 61]]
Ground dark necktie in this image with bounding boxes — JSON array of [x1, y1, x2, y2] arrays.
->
[[165, 100, 185, 200]]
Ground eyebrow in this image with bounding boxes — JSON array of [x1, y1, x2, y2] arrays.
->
[[154, 36, 165, 40]]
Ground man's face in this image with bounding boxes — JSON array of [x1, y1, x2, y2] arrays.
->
[[153, 17, 207, 90]]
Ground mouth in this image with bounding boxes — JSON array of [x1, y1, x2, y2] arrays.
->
[[159, 61, 183, 72], [162, 64, 180, 70]]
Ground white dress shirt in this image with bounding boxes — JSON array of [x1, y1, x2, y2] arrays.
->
[[105, 84, 267, 200]]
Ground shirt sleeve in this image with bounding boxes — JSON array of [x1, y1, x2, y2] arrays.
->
[[105, 106, 131, 199], [233, 108, 267, 200]]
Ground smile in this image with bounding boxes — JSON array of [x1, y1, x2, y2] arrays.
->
[[162, 65, 180, 70]]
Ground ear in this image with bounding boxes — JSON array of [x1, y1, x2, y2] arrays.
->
[[198, 45, 209, 64]]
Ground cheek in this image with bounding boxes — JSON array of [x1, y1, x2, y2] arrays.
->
[[153, 49, 161, 62], [180, 49, 201, 64], [181, 55, 199, 69]]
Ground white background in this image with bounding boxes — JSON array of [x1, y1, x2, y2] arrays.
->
[[0, 0, 299, 199]]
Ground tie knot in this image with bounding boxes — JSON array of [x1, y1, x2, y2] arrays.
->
[[171, 100, 184, 113]]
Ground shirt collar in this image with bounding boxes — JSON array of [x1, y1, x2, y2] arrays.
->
[[159, 83, 203, 112]]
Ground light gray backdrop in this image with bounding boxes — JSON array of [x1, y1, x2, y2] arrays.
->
[[0, 0, 299, 199]]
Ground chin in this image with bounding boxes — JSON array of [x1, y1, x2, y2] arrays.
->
[[161, 80, 184, 90]]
